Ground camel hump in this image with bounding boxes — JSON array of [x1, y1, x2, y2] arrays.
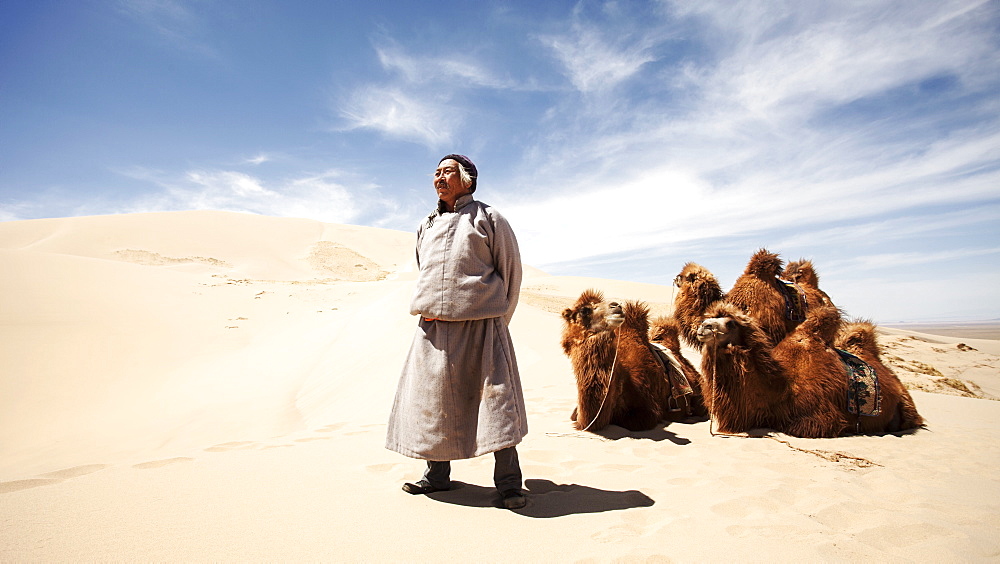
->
[[575, 288, 605, 308], [835, 319, 881, 359], [745, 248, 783, 278], [621, 300, 651, 333], [796, 304, 842, 343], [622, 300, 650, 319]]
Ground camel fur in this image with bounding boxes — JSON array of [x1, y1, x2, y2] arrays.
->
[[672, 262, 726, 348], [697, 302, 922, 437], [561, 289, 689, 432], [726, 248, 802, 347], [649, 315, 707, 417], [782, 259, 836, 311], [835, 320, 924, 432]]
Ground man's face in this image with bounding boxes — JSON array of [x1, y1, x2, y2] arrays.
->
[[434, 159, 469, 204]]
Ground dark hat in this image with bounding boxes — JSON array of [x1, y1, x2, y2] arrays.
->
[[440, 154, 477, 192]]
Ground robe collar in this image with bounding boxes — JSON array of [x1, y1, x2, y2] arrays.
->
[[436, 193, 475, 214]]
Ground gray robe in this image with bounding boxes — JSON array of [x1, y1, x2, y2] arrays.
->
[[386, 195, 528, 460]]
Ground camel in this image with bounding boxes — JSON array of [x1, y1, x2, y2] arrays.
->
[[696, 301, 922, 437], [672, 262, 726, 348], [561, 289, 699, 432], [649, 315, 707, 417], [726, 249, 807, 347], [835, 319, 923, 432], [782, 259, 836, 310]]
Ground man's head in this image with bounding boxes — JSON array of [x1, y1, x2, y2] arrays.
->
[[434, 154, 477, 209]]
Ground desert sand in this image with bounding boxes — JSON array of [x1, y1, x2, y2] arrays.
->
[[1, 210, 998, 562]]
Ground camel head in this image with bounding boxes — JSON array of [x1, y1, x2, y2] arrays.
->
[[696, 303, 755, 349], [697, 317, 741, 348], [744, 248, 784, 280], [562, 289, 625, 334], [782, 259, 820, 287], [673, 262, 724, 301]]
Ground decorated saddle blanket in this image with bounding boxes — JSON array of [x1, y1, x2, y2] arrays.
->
[[838, 349, 881, 417], [648, 342, 694, 399], [777, 279, 808, 321]]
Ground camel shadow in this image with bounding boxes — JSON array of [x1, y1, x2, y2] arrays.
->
[[591, 418, 706, 444], [426, 479, 654, 518]]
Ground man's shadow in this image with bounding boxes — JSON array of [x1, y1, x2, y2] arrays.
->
[[426, 479, 654, 518]]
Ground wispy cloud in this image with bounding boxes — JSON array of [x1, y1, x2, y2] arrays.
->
[[338, 86, 454, 147], [335, 37, 537, 147], [116, 167, 372, 225], [116, 0, 221, 59], [244, 154, 271, 166], [681, 1, 997, 121], [834, 247, 1000, 271], [502, 0, 1000, 282], [374, 45, 519, 90], [538, 16, 658, 93]]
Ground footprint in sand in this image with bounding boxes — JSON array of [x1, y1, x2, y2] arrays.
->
[[712, 494, 785, 520], [365, 462, 408, 474], [590, 514, 646, 543], [204, 441, 258, 452], [42, 464, 109, 479], [0, 478, 60, 494], [344, 424, 382, 436], [0, 464, 110, 494], [853, 522, 954, 549], [132, 457, 194, 470], [597, 463, 644, 472]]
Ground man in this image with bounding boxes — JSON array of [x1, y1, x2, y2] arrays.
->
[[385, 154, 528, 510]]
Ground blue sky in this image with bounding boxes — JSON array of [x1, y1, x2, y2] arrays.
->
[[2, 1, 998, 323]]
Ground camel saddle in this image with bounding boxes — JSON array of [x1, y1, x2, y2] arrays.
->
[[648, 343, 695, 412], [837, 349, 881, 418], [777, 280, 807, 321]]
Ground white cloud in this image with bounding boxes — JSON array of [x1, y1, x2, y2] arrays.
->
[[500, 1, 1000, 279], [335, 38, 531, 147], [374, 46, 516, 90], [774, 205, 1000, 250], [836, 247, 1000, 271], [338, 87, 454, 147], [244, 154, 271, 166], [679, 1, 997, 120], [117, 167, 366, 225], [540, 24, 657, 93]]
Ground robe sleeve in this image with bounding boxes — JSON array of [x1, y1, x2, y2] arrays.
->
[[489, 209, 522, 325]]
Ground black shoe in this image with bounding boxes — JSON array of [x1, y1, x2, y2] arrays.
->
[[402, 480, 449, 495], [500, 489, 526, 509]]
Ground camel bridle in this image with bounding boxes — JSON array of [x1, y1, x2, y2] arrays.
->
[[578, 328, 621, 433]]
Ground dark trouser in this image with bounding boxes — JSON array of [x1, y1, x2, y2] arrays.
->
[[422, 446, 522, 493]]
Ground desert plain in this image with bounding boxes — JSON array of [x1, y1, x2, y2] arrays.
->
[[1, 210, 998, 562]]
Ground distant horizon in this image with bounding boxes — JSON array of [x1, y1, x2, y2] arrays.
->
[[2, 1, 998, 323]]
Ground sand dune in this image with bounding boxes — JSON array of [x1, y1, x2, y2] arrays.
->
[[2, 211, 998, 561]]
